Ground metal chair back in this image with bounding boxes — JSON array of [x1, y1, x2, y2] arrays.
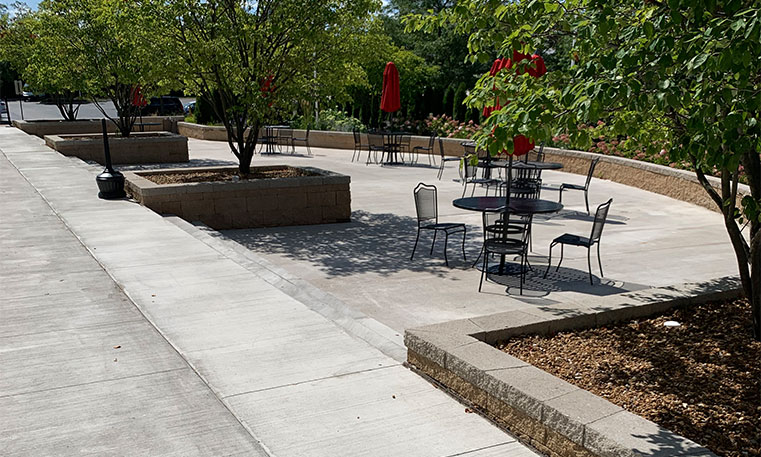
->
[[463, 156, 479, 180], [353, 128, 361, 147], [426, 133, 436, 150], [589, 198, 613, 244], [368, 132, 385, 150], [278, 128, 293, 141], [439, 138, 446, 159], [585, 157, 600, 189], [413, 183, 438, 226]]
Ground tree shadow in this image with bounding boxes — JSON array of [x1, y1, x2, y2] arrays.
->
[[477, 255, 648, 298], [220, 210, 482, 278]]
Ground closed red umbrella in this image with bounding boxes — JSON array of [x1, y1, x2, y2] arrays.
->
[[483, 51, 546, 156], [380, 62, 401, 113], [131, 86, 147, 107]]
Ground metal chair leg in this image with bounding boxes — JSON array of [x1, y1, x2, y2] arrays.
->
[[544, 242, 554, 278], [597, 243, 604, 277], [472, 245, 483, 268], [587, 247, 593, 284], [461, 228, 467, 261], [444, 233, 450, 267], [410, 229, 421, 261], [479, 246, 487, 292], [430, 231, 437, 255], [584, 190, 590, 214], [556, 243, 564, 271]]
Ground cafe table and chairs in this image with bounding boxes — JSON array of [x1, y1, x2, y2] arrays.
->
[[452, 193, 563, 293]]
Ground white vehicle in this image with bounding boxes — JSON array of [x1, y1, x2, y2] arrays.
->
[[0, 100, 7, 115]]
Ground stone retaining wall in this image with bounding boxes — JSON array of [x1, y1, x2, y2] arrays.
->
[[44, 132, 188, 165], [14, 116, 184, 136], [405, 277, 741, 457], [124, 165, 351, 230]]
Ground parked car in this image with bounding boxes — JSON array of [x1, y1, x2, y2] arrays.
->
[[22, 85, 46, 101], [0, 100, 8, 124], [183, 101, 196, 115], [140, 96, 184, 116]]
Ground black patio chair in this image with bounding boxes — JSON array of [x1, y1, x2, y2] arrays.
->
[[277, 127, 294, 154], [366, 132, 386, 164], [437, 138, 460, 180], [397, 133, 412, 162], [411, 183, 466, 267], [462, 156, 500, 197], [544, 198, 613, 285], [292, 127, 311, 155], [414, 134, 436, 166], [351, 128, 363, 162], [559, 157, 600, 214], [523, 142, 545, 163], [479, 211, 532, 294]]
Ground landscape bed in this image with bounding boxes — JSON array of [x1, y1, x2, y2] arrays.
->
[[44, 131, 188, 165], [500, 298, 760, 457], [404, 278, 744, 457], [124, 165, 351, 230]]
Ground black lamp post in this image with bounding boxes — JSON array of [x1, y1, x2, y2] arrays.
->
[[95, 119, 126, 199]]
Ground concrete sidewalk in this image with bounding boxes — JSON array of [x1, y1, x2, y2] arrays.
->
[[0, 126, 537, 455]]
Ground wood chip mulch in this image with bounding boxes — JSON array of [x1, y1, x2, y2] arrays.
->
[[498, 299, 760, 457], [144, 167, 315, 185]]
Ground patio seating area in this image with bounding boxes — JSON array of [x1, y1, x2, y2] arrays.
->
[[176, 139, 738, 334]]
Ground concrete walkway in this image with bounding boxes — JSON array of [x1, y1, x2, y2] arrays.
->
[[0, 126, 537, 455]]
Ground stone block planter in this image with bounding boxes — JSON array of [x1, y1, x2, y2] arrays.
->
[[14, 116, 184, 137], [405, 277, 743, 457], [124, 165, 351, 230], [44, 132, 189, 165]]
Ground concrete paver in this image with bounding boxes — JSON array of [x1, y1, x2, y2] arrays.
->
[[1, 126, 537, 455]]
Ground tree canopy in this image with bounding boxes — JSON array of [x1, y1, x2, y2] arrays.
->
[[171, 0, 379, 174]]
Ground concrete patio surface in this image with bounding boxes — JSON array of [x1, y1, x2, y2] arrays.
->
[[1, 126, 540, 455], [169, 138, 739, 335]]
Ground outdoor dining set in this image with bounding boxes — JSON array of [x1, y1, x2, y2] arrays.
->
[[408, 140, 612, 294], [258, 125, 311, 155]]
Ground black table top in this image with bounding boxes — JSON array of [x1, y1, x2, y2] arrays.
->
[[453, 196, 563, 214], [488, 160, 563, 170]]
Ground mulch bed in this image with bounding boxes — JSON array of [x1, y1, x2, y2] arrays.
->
[[144, 167, 315, 185], [498, 299, 760, 457]]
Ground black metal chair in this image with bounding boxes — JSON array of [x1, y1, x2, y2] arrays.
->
[[411, 183, 466, 267], [276, 127, 294, 154], [544, 198, 613, 285], [523, 142, 545, 163], [462, 156, 499, 197], [397, 133, 412, 162], [292, 127, 311, 155], [258, 127, 278, 154], [366, 132, 386, 164], [351, 129, 363, 162], [559, 157, 600, 214], [437, 138, 460, 179], [414, 134, 436, 166], [479, 211, 532, 294]]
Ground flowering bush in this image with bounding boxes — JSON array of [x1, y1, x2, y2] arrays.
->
[[550, 118, 691, 171], [425, 114, 480, 139], [290, 109, 366, 132]]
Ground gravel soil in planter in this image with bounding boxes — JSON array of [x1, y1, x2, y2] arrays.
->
[[498, 298, 760, 457]]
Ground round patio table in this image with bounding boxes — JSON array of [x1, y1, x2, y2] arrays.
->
[[453, 196, 563, 279], [453, 196, 563, 214], [262, 125, 290, 155]]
